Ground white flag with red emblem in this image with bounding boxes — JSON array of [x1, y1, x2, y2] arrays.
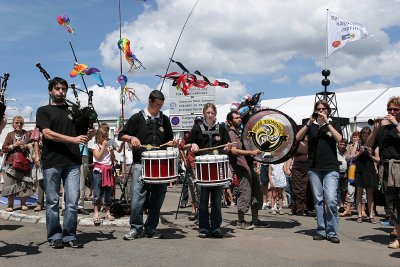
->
[[327, 11, 369, 56]]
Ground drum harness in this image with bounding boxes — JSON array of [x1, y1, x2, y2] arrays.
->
[[140, 110, 165, 148], [200, 123, 220, 148]]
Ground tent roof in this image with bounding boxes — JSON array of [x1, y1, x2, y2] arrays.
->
[[212, 87, 399, 124]]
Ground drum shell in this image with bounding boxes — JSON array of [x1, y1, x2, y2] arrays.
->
[[141, 150, 178, 184], [194, 155, 231, 187]]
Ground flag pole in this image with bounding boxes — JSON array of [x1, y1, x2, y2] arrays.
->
[[325, 9, 329, 69]]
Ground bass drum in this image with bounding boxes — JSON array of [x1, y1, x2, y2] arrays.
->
[[242, 109, 298, 164]]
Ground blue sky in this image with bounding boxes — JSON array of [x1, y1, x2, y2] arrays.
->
[[1, 0, 400, 121]]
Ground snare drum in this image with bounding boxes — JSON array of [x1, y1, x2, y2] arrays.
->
[[194, 155, 231, 187], [141, 150, 178, 184]]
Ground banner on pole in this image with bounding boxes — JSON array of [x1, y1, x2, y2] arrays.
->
[[327, 11, 369, 56]]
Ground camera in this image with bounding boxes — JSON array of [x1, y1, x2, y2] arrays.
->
[[367, 118, 382, 126], [312, 112, 319, 119]]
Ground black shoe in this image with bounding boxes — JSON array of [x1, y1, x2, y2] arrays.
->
[[289, 210, 297, 215], [327, 236, 340, 243], [50, 239, 64, 249], [188, 213, 198, 221], [296, 210, 304, 216], [64, 239, 84, 248], [145, 230, 163, 239], [198, 232, 209, 238], [252, 219, 270, 228], [338, 207, 345, 213], [179, 202, 187, 208], [313, 234, 326, 241], [211, 230, 223, 238], [78, 208, 90, 215]]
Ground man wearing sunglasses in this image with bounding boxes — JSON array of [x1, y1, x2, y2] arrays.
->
[[367, 96, 400, 249]]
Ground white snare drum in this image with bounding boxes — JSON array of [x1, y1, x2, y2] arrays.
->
[[141, 150, 178, 184], [194, 154, 231, 187]]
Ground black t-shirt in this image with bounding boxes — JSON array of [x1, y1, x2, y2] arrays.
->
[[36, 104, 82, 170], [118, 111, 174, 163], [307, 121, 342, 171], [375, 124, 400, 160], [187, 122, 231, 155]]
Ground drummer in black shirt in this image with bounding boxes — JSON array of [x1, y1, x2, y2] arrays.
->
[[187, 103, 232, 238]]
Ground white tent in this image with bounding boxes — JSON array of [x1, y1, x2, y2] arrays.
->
[[212, 87, 399, 135]]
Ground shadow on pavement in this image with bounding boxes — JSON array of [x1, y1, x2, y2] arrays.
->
[[358, 234, 390, 245], [0, 241, 41, 258], [389, 251, 400, 258], [77, 230, 117, 244], [294, 228, 315, 237], [0, 224, 24, 231]]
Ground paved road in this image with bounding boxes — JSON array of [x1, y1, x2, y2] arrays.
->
[[0, 187, 399, 267]]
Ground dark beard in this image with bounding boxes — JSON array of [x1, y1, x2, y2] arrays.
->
[[52, 95, 65, 104]]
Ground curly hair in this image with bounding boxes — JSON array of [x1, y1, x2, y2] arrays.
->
[[387, 96, 400, 108]]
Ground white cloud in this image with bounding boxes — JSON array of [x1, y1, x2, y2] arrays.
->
[[272, 75, 290, 84], [69, 82, 153, 119], [99, 0, 400, 83], [335, 81, 392, 92]]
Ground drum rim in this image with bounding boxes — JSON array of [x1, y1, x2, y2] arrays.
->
[[194, 155, 228, 162]]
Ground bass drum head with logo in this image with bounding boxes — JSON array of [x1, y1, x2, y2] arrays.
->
[[242, 109, 298, 164]]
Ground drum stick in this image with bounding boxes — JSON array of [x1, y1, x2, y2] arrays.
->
[[159, 138, 182, 148], [197, 142, 237, 152], [140, 144, 160, 149]]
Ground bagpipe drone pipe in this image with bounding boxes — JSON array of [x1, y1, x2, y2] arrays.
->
[[36, 63, 98, 135], [0, 73, 10, 119]]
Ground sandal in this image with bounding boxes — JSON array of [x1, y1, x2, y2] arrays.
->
[[33, 205, 42, 212], [93, 215, 101, 226], [5, 207, 13, 212], [21, 205, 29, 211], [104, 213, 115, 221], [356, 217, 363, 223], [368, 217, 376, 224], [388, 239, 400, 249]]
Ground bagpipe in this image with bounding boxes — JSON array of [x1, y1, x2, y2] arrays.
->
[[36, 63, 98, 135], [0, 72, 10, 119]]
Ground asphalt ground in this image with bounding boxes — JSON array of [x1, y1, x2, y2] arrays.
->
[[0, 185, 399, 267]]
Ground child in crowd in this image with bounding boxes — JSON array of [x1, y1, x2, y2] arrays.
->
[[92, 127, 115, 225], [269, 162, 287, 215]]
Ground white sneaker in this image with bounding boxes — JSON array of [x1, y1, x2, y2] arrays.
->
[[278, 209, 285, 215], [262, 203, 268, 210], [270, 209, 277, 215]]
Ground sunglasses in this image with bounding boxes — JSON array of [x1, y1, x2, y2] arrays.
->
[[14, 122, 24, 125], [316, 108, 327, 111], [387, 108, 400, 112]]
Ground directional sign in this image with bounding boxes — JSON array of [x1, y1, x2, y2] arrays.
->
[[169, 114, 199, 131], [169, 84, 215, 98], [169, 96, 215, 115]]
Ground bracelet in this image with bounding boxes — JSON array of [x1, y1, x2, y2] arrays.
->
[[305, 122, 311, 127], [326, 122, 331, 126], [394, 122, 400, 127]]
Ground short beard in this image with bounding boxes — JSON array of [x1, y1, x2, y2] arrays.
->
[[51, 95, 65, 105]]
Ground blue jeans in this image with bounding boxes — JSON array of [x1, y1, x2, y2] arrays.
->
[[308, 170, 340, 238], [198, 186, 223, 233], [129, 164, 167, 233], [43, 165, 80, 242], [92, 170, 112, 206]]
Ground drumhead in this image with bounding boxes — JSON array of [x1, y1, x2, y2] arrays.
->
[[142, 150, 178, 158], [242, 109, 298, 164], [195, 154, 228, 163]]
